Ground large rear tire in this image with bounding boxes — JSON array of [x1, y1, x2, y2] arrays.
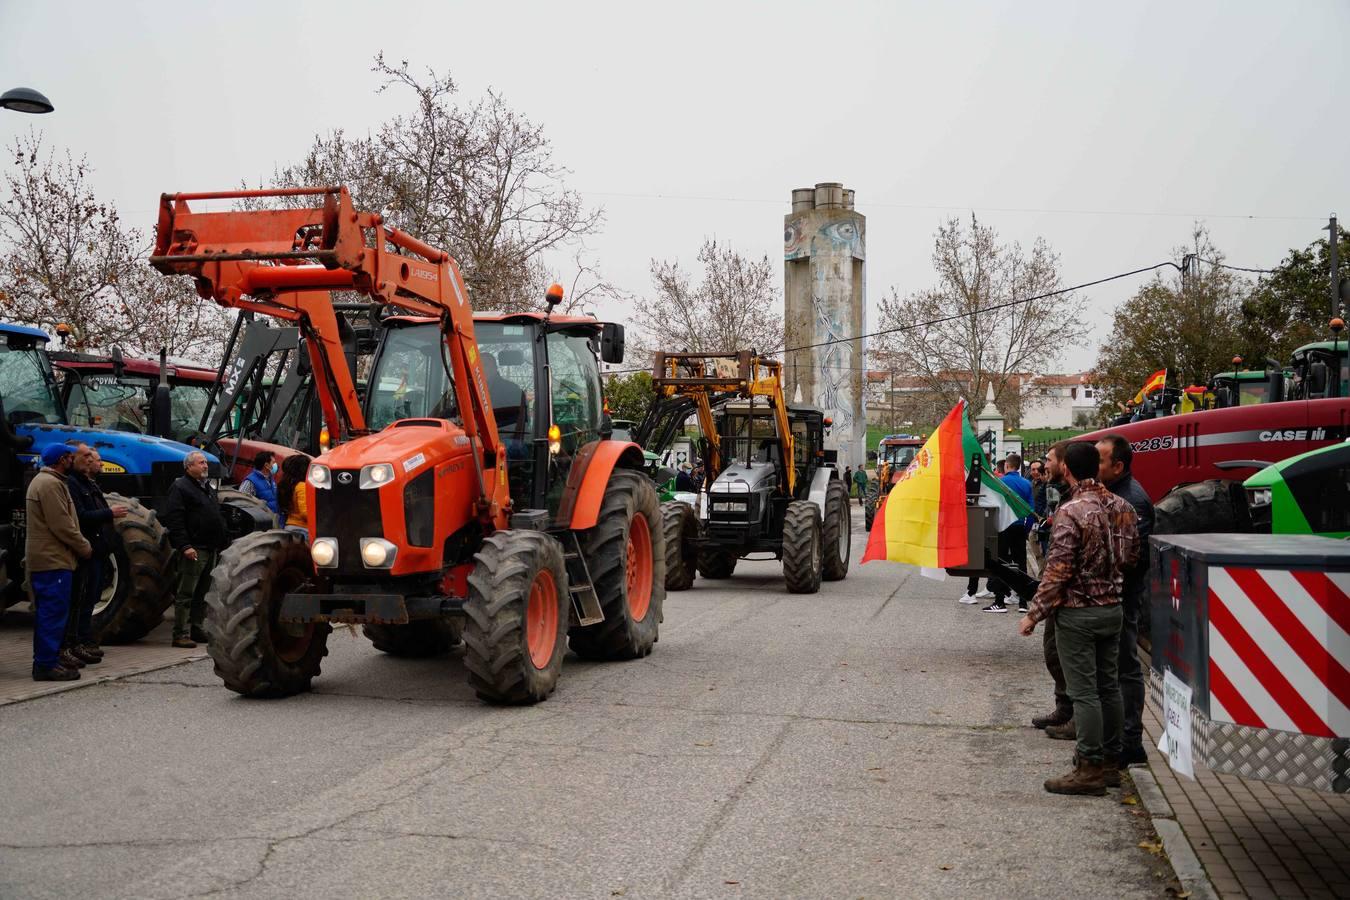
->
[[661, 501, 698, 591], [463, 530, 568, 704], [204, 530, 330, 697], [363, 620, 463, 657], [217, 486, 276, 540], [91, 494, 174, 644], [822, 479, 851, 582], [570, 470, 664, 661], [782, 500, 823, 594], [1145, 479, 1250, 648]]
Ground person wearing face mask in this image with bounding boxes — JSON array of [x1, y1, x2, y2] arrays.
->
[[237, 450, 280, 523]]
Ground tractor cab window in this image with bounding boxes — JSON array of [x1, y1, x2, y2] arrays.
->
[[67, 376, 147, 432], [167, 384, 211, 442], [367, 325, 457, 430], [885, 445, 918, 467], [475, 323, 536, 450], [0, 337, 63, 425], [546, 331, 601, 454], [721, 412, 779, 465], [1237, 381, 1271, 405]]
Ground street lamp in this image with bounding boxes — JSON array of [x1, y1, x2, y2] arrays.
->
[[0, 87, 54, 114]]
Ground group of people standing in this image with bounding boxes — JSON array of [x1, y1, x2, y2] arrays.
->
[[1015, 437, 1153, 796], [25, 446, 312, 677]]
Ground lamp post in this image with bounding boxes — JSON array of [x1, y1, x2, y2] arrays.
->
[[0, 87, 54, 114]]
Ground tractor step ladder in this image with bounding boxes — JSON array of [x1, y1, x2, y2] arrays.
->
[[562, 533, 604, 626]]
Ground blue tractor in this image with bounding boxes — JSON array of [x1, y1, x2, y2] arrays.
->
[[0, 322, 271, 642]]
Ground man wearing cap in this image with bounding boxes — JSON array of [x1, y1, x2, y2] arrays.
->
[[26, 443, 93, 681]]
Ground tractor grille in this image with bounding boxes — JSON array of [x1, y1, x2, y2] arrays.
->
[[403, 469, 435, 548], [315, 471, 383, 576]]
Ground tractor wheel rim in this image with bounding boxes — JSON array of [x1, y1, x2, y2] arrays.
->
[[812, 528, 821, 571], [525, 568, 559, 670], [626, 512, 653, 621], [838, 504, 850, 559], [92, 551, 119, 617]]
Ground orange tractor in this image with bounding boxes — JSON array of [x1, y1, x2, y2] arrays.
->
[[150, 187, 664, 703]]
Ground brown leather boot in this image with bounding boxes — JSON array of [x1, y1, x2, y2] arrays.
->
[[172, 636, 197, 649], [1045, 760, 1107, 796], [1032, 707, 1073, 729], [1045, 718, 1077, 741]]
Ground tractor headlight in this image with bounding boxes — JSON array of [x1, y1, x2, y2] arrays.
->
[[360, 537, 398, 569], [1247, 488, 1272, 508], [308, 464, 332, 489], [360, 463, 395, 489], [311, 538, 338, 568]]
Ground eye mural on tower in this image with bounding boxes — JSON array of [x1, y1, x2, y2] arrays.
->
[[783, 183, 867, 469]]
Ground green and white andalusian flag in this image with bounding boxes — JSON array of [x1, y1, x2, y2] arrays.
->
[[960, 417, 1034, 530]]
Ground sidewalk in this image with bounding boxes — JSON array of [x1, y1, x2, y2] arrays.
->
[[0, 608, 205, 706], [1139, 690, 1350, 898]]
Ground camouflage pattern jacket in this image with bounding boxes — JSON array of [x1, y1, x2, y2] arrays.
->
[[1025, 479, 1139, 624]]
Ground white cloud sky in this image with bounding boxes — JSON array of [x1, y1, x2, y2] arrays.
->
[[3, 0, 1346, 373]]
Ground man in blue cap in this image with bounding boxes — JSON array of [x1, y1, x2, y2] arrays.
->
[[25, 443, 93, 680]]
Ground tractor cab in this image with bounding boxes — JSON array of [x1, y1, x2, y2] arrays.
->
[[1208, 366, 1285, 409], [51, 351, 216, 444], [1289, 340, 1349, 401], [363, 313, 617, 517]]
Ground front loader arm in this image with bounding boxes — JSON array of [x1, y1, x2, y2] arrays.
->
[[150, 188, 504, 515]]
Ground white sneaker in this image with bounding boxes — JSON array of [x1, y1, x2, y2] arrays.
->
[[975, 589, 994, 599], [959, 593, 981, 604]]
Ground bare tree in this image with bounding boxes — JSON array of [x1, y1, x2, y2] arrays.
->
[[266, 55, 605, 312], [874, 215, 1086, 427], [632, 239, 783, 358], [0, 131, 232, 361]]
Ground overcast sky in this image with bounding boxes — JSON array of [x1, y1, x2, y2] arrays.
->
[[3, 0, 1347, 373]]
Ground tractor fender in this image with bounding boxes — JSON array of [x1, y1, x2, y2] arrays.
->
[[804, 467, 834, 513], [556, 440, 647, 530]]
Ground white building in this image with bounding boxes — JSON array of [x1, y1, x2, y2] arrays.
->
[[1020, 373, 1101, 429]]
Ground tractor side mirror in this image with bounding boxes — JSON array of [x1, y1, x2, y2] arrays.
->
[[1308, 361, 1329, 397], [150, 383, 172, 439], [600, 323, 625, 364]]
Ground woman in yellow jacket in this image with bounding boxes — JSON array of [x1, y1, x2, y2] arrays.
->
[[277, 453, 312, 538]]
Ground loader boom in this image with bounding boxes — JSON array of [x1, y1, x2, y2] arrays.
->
[[151, 186, 507, 522]]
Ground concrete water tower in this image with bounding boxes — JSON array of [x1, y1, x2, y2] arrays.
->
[[783, 182, 866, 469]]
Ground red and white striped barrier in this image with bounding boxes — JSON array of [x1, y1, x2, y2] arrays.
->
[[1207, 567, 1350, 739]]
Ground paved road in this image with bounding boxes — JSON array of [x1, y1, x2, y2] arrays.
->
[[1, 510, 1170, 899]]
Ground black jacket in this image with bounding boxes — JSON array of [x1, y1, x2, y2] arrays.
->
[[162, 475, 229, 552], [67, 472, 115, 555], [1107, 472, 1155, 604]]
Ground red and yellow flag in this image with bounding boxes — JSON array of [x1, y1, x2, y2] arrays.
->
[[1130, 368, 1167, 405], [861, 402, 969, 568]]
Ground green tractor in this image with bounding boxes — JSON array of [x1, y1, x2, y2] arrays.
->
[[1244, 441, 1350, 538]]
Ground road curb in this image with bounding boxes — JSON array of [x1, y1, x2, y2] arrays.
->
[[0, 652, 207, 708], [1132, 767, 1219, 900]]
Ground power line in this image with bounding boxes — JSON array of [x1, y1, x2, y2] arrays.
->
[[578, 190, 1327, 223], [773, 261, 1182, 356], [1197, 256, 1276, 275]]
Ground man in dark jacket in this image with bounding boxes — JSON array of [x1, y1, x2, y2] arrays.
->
[[162, 451, 229, 648], [26, 443, 93, 681], [63, 443, 128, 664], [1097, 434, 1155, 769]]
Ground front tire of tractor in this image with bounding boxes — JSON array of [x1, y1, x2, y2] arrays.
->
[[822, 479, 851, 581], [697, 548, 738, 579], [782, 500, 824, 594], [463, 530, 569, 704], [661, 501, 698, 592], [91, 494, 174, 644], [204, 530, 331, 698], [570, 470, 664, 661], [363, 620, 463, 657], [864, 496, 877, 532]]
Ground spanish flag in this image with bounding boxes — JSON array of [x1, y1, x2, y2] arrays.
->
[[1130, 368, 1167, 405], [861, 402, 969, 567]]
